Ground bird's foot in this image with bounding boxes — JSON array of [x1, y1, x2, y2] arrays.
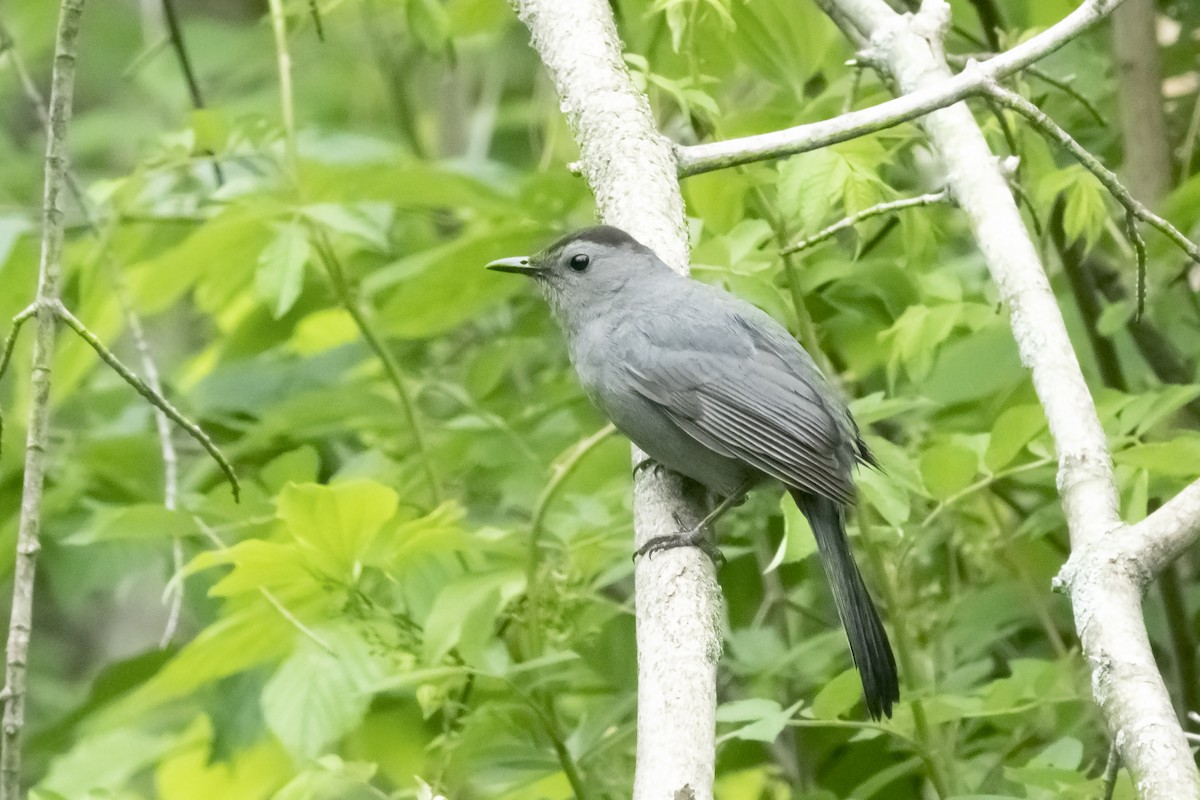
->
[[632, 458, 663, 479], [634, 515, 724, 567]]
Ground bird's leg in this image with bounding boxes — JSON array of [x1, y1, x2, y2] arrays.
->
[[634, 479, 756, 565]]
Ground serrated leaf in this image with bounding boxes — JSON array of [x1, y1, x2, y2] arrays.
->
[[778, 150, 850, 233], [278, 481, 399, 579], [262, 625, 389, 758], [1062, 174, 1108, 251], [256, 220, 310, 318]]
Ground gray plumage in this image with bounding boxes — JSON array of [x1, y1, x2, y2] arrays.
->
[[488, 225, 899, 719]]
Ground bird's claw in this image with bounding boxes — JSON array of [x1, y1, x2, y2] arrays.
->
[[632, 458, 663, 479], [633, 524, 725, 567]]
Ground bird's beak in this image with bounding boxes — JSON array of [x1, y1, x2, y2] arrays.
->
[[486, 256, 545, 277]]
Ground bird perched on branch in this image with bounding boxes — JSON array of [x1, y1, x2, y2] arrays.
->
[[487, 225, 899, 719]]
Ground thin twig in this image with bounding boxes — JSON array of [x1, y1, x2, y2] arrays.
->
[[677, 0, 1130, 176], [781, 189, 950, 255], [53, 302, 240, 500], [947, 53, 1106, 127], [160, 0, 224, 185], [0, 2, 85, 796], [308, 0, 325, 41], [106, 269, 184, 645], [986, 83, 1200, 277], [266, 0, 299, 171], [529, 424, 617, 558], [1124, 209, 1147, 319], [309, 231, 443, 502]]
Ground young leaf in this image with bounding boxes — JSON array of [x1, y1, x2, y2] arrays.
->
[[256, 220, 311, 319]]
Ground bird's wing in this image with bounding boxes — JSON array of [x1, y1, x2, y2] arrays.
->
[[625, 347, 857, 504]]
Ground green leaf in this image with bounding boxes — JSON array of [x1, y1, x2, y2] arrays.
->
[[1114, 436, 1200, 476], [407, 0, 450, 52], [1096, 299, 1133, 336], [858, 466, 910, 526], [369, 226, 553, 339], [65, 505, 201, 545], [1125, 468, 1149, 523], [778, 149, 850, 233], [261, 446, 322, 494], [716, 698, 801, 743], [256, 221, 311, 318], [921, 443, 978, 499], [422, 569, 526, 665], [302, 203, 394, 252], [984, 405, 1046, 471], [773, 496, 818, 567], [277, 481, 400, 579], [262, 625, 390, 759], [272, 756, 390, 800], [1062, 173, 1108, 251], [810, 668, 863, 719]]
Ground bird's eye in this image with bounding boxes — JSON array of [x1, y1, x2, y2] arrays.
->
[[569, 253, 590, 271]]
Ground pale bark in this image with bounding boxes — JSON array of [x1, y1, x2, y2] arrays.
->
[[0, 2, 85, 797], [813, 1, 1199, 795], [678, 0, 1129, 176], [509, 2, 720, 799]]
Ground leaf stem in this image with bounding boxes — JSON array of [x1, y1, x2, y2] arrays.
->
[[310, 231, 443, 503]]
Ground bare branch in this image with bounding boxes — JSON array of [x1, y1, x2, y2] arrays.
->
[[53, 302, 240, 501], [0, 2, 86, 796], [817, 0, 1198, 795], [1124, 479, 1200, 579], [984, 83, 1200, 290], [509, 2, 719, 798], [781, 189, 950, 255], [677, 0, 1127, 176]]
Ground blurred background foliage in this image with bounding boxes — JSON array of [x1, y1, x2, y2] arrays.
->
[[0, 0, 1198, 797]]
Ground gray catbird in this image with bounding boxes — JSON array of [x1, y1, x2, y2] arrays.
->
[[488, 225, 899, 719]]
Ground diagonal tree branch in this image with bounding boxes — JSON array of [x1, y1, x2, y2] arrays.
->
[[677, 0, 1128, 177], [812, 1, 1199, 796], [0, 2, 86, 797], [509, 2, 720, 798]]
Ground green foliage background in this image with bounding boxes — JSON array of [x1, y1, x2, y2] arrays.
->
[[1, 0, 1199, 798]]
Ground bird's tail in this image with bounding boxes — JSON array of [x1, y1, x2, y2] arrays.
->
[[790, 489, 899, 720]]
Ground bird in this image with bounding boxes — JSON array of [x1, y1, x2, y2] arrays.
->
[[487, 224, 899, 719]]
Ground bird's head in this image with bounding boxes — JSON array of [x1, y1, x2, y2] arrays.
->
[[487, 225, 672, 329]]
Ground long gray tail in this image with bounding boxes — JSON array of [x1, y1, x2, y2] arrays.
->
[[790, 489, 899, 719]]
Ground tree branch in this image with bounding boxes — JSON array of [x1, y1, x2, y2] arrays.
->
[[817, 0, 1198, 796], [677, 0, 1129, 176], [53, 302, 240, 500], [781, 189, 950, 255], [509, 2, 720, 798], [0, 2, 86, 797]]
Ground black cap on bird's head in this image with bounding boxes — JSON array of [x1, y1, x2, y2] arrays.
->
[[487, 226, 673, 326], [486, 226, 663, 280]]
